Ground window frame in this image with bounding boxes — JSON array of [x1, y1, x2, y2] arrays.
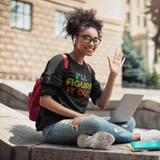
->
[[55, 11, 67, 37], [126, 0, 130, 4], [142, 0, 146, 8], [126, 13, 130, 22], [137, 16, 140, 26], [143, 17, 147, 27], [137, 0, 139, 7], [10, 0, 32, 31]]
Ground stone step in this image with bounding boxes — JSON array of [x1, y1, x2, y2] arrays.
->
[[1, 103, 160, 160]]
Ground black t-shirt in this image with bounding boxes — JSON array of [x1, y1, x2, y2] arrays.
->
[[36, 53, 102, 131]]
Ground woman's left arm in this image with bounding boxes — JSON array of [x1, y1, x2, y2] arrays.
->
[[95, 49, 125, 109]]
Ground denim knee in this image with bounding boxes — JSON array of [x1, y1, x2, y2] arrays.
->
[[80, 116, 109, 133], [128, 117, 136, 131]]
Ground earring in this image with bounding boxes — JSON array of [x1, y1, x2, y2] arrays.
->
[[74, 38, 76, 45]]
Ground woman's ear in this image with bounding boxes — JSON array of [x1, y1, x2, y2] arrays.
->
[[74, 38, 76, 44], [73, 35, 77, 45]]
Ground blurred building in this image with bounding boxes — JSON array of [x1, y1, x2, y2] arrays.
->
[[0, 0, 122, 88], [122, 0, 160, 74]]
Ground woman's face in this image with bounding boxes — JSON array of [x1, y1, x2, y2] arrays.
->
[[75, 27, 100, 57]]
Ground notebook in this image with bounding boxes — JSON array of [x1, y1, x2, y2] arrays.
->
[[126, 143, 144, 152], [131, 141, 160, 150], [109, 94, 144, 123]]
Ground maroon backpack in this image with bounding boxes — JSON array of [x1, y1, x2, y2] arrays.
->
[[28, 53, 91, 121]]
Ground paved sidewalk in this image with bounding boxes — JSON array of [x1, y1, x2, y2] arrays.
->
[[111, 87, 160, 102]]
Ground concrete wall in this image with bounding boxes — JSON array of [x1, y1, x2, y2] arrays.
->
[[0, 0, 122, 87]]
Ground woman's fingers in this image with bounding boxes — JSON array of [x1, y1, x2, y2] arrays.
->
[[113, 49, 123, 61], [121, 57, 125, 65], [113, 49, 119, 60], [107, 56, 111, 65], [117, 50, 123, 61], [113, 49, 125, 64]]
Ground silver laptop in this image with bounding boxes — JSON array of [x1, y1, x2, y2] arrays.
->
[[109, 94, 144, 123]]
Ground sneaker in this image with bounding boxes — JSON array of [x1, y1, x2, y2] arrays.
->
[[77, 132, 115, 150], [140, 130, 160, 141], [132, 128, 144, 134]]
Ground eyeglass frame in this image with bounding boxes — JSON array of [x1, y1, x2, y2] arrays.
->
[[78, 34, 101, 45]]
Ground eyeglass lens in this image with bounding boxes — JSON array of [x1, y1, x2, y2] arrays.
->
[[82, 35, 101, 45]]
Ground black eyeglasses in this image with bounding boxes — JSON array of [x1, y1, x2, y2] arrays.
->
[[79, 34, 101, 45]]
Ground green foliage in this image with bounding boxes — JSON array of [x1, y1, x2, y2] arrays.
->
[[122, 30, 146, 86], [145, 68, 160, 87]]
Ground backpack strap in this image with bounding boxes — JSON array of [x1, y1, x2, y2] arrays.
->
[[85, 63, 91, 74], [59, 53, 91, 74], [59, 53, 69, 70]]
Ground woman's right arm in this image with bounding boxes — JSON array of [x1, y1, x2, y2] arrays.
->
[[40, 95, 95, 118]]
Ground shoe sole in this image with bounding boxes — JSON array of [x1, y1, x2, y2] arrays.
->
[[77, 132, 115, 150]]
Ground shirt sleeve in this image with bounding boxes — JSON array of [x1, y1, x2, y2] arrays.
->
[[90, 68, 103, 104], [39, 54, 65, 98]]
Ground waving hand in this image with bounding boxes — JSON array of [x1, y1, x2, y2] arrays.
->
[[107, 49, 125, 76]]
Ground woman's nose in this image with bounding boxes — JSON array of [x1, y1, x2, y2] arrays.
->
[[89, 39, 94, 45]]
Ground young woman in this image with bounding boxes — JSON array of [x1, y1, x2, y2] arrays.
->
[[36, 8, 160, 149]]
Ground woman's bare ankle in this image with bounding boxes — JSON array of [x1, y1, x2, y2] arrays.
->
[[132, 133, 140, 141]]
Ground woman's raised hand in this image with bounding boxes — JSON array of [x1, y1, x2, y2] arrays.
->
[[107, 49, 125, 76]]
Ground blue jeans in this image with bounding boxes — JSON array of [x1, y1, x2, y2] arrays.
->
[[42, 116, 135, 144]]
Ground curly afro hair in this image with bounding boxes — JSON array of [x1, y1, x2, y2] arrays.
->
[[63, 7, 103, 39]]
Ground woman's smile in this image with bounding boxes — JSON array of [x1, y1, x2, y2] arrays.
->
[[84, 46, 94, 52]]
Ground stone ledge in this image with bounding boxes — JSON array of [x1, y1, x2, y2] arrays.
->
[[0, 83, 27, 103], [0, 82, 160, 131], [30, 144, 160, 160], [87, 99, 160, 114], [0, 90, 28, 110], [1, 103, 160, 160], [1, 81, 160, 115], [86, 100, 160, 130], [0, 103, 46, 160]]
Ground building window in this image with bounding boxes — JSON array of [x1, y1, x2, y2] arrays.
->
[[55, 11, 67, 37], [142, 0, 146, 8], [137, 16, 140, 26], [126, 0, 130, 4], [10, 0, 32, 31], [126, 13, 130, 22], [143, 17, 147, 27], [154, 24, 157, 29], [137, 0, 139, 7]]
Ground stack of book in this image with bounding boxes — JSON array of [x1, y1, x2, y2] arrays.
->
[[127, 141, 160, 152]]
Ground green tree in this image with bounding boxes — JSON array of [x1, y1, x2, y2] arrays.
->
[[146, 68, 160, 87], [122, 30, 146, 86], [146, 0, 160, 62]]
